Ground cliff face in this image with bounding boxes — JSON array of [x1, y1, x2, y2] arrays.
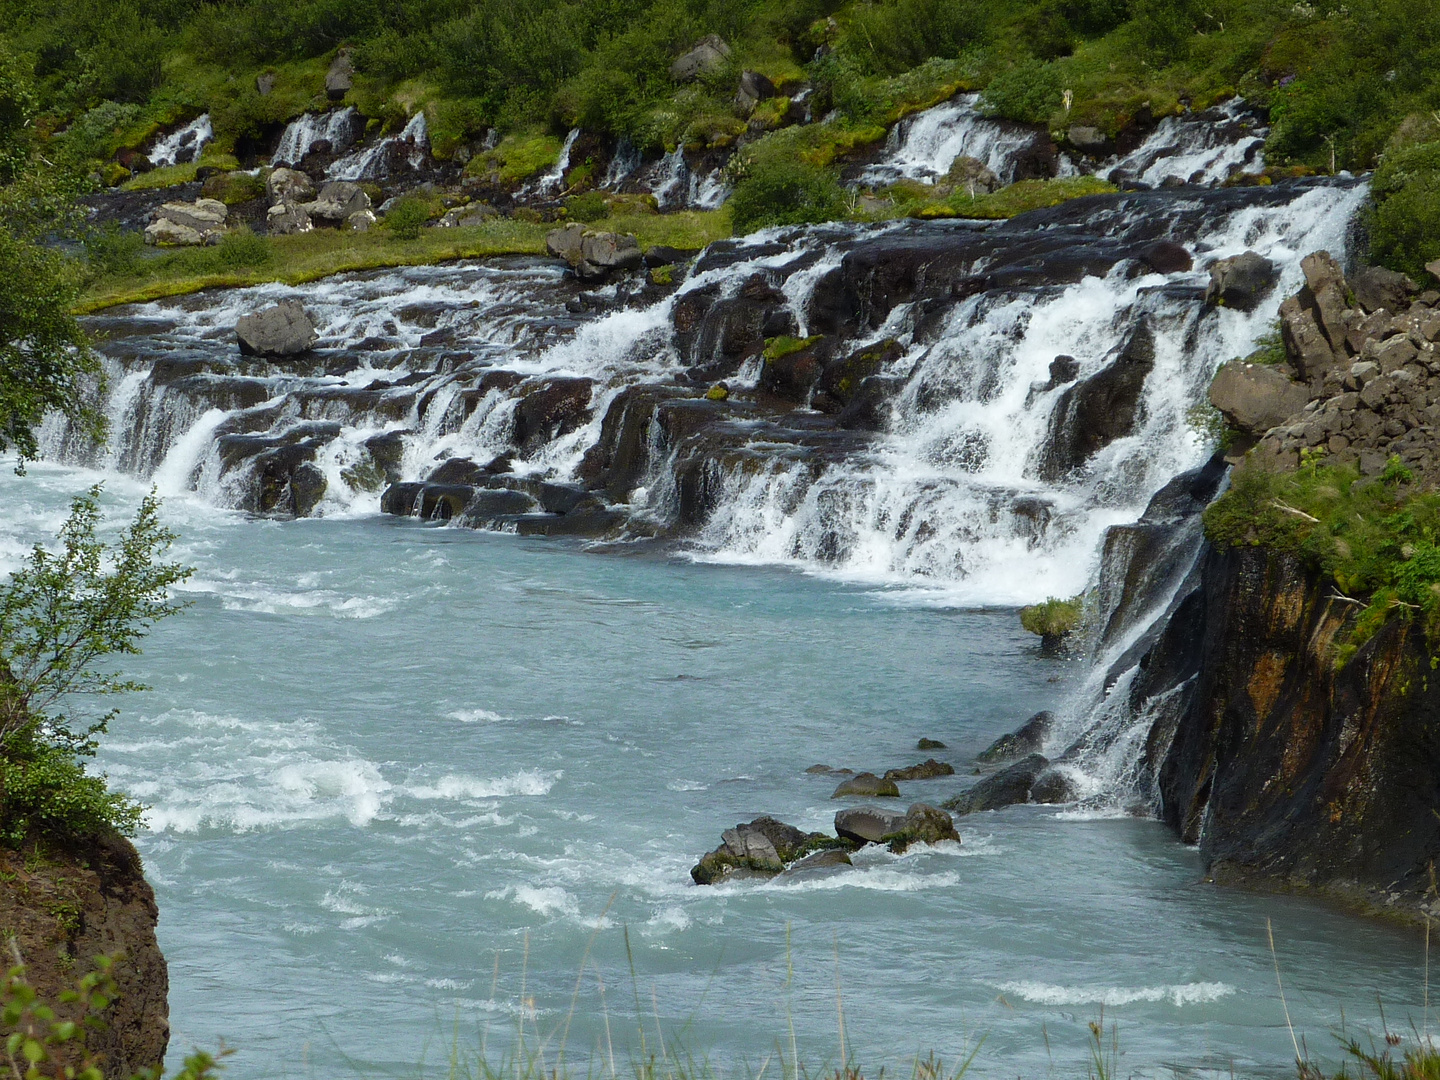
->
[[0, 830, 169, 1076], [1127, 541, 1440, 921]]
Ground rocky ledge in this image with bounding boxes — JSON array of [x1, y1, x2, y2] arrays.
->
[[0, 832, 169, 1075]]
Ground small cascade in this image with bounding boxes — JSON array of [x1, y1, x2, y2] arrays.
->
[[602, 138, 644, 189], [647, 147, 691, 211], [859, 95, 1041, 187], [272, 108, 361, 166], [147, 115, 213, 167], [529, 129, 581, 197], [1103, 100, 1268, 188], [688, 168, 731, 210], [327, 112, 428, 181]]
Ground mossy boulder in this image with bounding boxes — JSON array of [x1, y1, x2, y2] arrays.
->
[[1019, 596, 1082, 654], [831, 772, 900, 798], [882, 803, 961, 853], [883, 758, 955, 781]]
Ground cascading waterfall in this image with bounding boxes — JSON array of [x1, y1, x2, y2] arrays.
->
[[327, 111, 428, 181], [859, 94, 1040, 186], [530, 129, 581, 196], [147, 114, 213, 167], [1103, 99, 1268, 188], [272, 108, 361, 166]]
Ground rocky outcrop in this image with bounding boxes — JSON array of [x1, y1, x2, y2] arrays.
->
[[831, 772, 900, 798], [976, 711, 1052, 763], [0, 832, 168, 1077], [545, 226, 644, 282], [236, 299, 319, 356], [144, 198, 228, 246], [1039, 320, 1155, 480], [944, 754, 1049, 815], [690, 816, 844, 884], [670, 35, 731, 81]]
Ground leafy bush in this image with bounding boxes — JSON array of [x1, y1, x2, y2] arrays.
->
[[384, 195, 433, 239], [564, 190, 608, 222], [212, 227, 271, 269], [1019, 596, 1083, 638], [83, 224, 146, 278], [729, 158, 846, 233], [1369, 140, 1440, 283], [979, 59, 1062, 124], [0, 486, 190, 844]]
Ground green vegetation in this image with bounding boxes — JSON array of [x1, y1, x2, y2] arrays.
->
[[0, 487, 191, 845], [1205, 457, 1440, 666], [3, 953, 225, 1080], [900, 175, 1118, 219], [763, 335, 823, 360], [1019, 595, 1083, 651], [730, 159, 846, 232], [1369, 137, 1440, 283], [384, 194, 435, 239]]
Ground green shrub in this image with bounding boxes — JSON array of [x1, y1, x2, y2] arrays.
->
[[729, 158, 847, 233], [0, 744, 143, 846], [979, 59, 1062, 124], [200, 170, 266, 206], [83, 223, 146, 278], [564, 190, 609, 222], [1369, 140, 1440, 283], [1019, 596, 1083, 639], [384, 195, 433, 240], [213, 226, 271, 269]]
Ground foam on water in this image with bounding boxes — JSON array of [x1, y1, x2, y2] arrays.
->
[[998, 981, 1237, 1007], [273, 108, 361, 166], [147, 115, 213, 167], [860, 94, 1039, 186]]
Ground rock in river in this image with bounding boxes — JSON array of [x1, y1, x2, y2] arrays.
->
[[944, 754, 1049, 815], [831, 771, 900, 798], [236, 299, 319, 356], [976, 711, 1053, 763], [883, 758, 955, 781]]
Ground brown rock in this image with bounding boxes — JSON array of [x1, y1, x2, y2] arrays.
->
[[1208, 361, 1310, 435], [883, 758, 956, 781], [831, 772, 900, 798]]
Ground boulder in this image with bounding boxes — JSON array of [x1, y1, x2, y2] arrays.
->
[[805, 764, 854, 775], [344, 210, 375, 232], [1300, 250, 1350, 350], [1351, 265, 1418, 314], [916, 738, 947, 750], [326, 51, 354, 100], [736, 70, 777, 111], [578, 232, 644, 281], [691, 815, 836, 884], [884, 803, 961, 853], [670, 34, 732, 82], [438, 204, 498, 228], [831, 772, 900, 798], [1031, 767, 1079, 804], [976, 710, 1053, 763], [1138, 241, 1192, 274], [834, 805, 908, 845], [1039, 320, 1155, 479], [645, 245, 695, 268], [144, 198, 228, 246], [1067, 125, 1108, 152], [1208, 360, 1310, 435], [883, 758, 955, 781], [266, 167, 315, 206], [1427, 258, 1440, 282], [946, 155, 999, 194], [546, 223, 586, 263], [256, 72, 276, 96], [266, 201, 313, 235], [1279, 294, 1339, 381], [777, 848, 853, 880], [1204, 251, 1278, 312], [943, 753, 1049, 814], [235, 299, 319, 356], [303, 181, 371, 223]]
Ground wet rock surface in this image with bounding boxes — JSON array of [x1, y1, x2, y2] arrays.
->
[[943, 754, 1049, 815]]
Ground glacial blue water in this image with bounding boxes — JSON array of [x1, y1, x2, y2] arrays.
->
[[0, 462, 1428, 1080]]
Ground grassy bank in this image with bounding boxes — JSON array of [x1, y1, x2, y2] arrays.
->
[[77, 210, 731, 311]]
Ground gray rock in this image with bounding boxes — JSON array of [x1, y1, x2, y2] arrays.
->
[[721, 827, 782, 870], [805, 764, 854, 775], [235, 299, 319, 357], [1208, 361, 1310, 435], [1427, 258, 1440, 282], [736, 70, 777, 111], [144, 198, 228, 246], [670, 34, 732, 81], [256, 72, 276, 96], [326, 51, 354, 100], [976, 711, 1053, 764], [831, 772, 900, 799], [886, 802, 961, 852], [834, 805, 908, 844], [266, 167, 315, 206], [344, 210, 375, 233], [1352, 265, 1418, 314], [1301, 250, 1350, 351], [1068, 125, 1108, 152], [303, 181, 371, 222], [578, 232, 644, 281], [777, 848, 853, 880], [546, 223, 586, 264], [438, 204, 498, 228], [1031, 767, 1078, 804], [943, 754, 1048, 815], [916, 738, 946, 750], [266, 201, 312, 235], [1280, 294, 1339, 380], [946, 154, 999, 194], [1205, 251, 1278, 312]]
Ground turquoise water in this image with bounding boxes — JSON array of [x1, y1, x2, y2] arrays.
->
[[0, 463, 1427, 1080]]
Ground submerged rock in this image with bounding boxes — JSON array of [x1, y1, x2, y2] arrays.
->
[[976, 711, 1053, 763], [916, 738, 947, 750], [831, 772, 900, 798], [833, 802, 959, 851], [777, 848, 853, 880], [883, 758, 955, 781], [944, 754, 1049, 814]]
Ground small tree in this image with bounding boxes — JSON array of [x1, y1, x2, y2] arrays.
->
[[0, 486, 192, 844]]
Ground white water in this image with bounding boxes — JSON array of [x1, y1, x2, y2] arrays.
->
[[327, 111, 428, 181], [861, 94, 1038, 187], [147, 114, 212, 167], [530, 128, 581, 197], [272, 107, 361, 166], [1105, 100, 1268, 187]]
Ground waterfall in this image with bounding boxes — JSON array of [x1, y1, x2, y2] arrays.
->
[[647, 148, 691, 211], [860, 95, 1040, 187], [530, 129, 581, 197], [327, 112, 428, 181], [602, 138, 644, 189], [273, 108, 361, 166], [147, 115, 213, 167], [1103, 100, 1268, 188]]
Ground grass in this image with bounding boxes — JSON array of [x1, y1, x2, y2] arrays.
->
[[76, 210, 732, 311], [1204, 456, 1440, 666], [897, 176, 1120, 220], [1019, 595, 1084, 642]]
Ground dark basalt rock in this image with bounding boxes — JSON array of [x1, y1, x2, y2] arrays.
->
[[690, 816, 843, 884], [943, 754, 1049, 815], [917, 738, 947, 750], [831, 771, 900, 798], [976, 711, 1053, 763], [1039, 320, 1156, 481], [514, 377, 593, 449]]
